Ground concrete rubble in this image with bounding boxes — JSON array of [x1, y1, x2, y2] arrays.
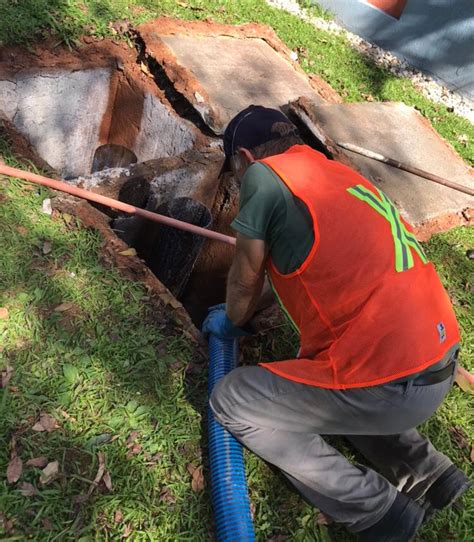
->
[[290, 98, 474, 239]]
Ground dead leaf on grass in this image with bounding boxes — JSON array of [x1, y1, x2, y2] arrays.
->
[[42, 240, 52, 255], [470, 443, 474, 463], [455, 366, 474, 394], [123, 523, 133, 538], [108, 20, 131, 35], [187, 463, 204, 492], [145, 452, 162, 467], [19, 482, 38, 497], [16, 226, 28, 236], [54, 302, 74, 312], [73, 494, 89, 505], [7, 455, 23, 484], [32, 413, 60, 433], [1, 365, 13, 388], [126, 444, 142, 459], [59, 409, 77, 423], [448, 426, 469, 449], [86, 451, 106, 497], [0, 513, 14, 534], [114, 509, 123, 523], [42, 517, 53, 530], [102, 471, 112, 492], [126, 431, 139, 446], [40, 461, 59, 485], [26, 457, 48, 468], [0, 307, 9, 320], [159, 486, 176, 504]]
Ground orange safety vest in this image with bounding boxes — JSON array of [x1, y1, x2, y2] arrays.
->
[[258, 145, 460, 389]]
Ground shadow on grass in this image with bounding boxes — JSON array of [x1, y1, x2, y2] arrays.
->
[[0, 180, 215, 538]]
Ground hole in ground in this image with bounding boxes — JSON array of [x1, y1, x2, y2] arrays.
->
[[0, 42, 335, 328]]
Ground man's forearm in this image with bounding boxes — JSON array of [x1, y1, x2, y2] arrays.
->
[[226, 262, 265, 327]]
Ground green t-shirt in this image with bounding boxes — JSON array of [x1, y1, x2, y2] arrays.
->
[[231, 162, 314, 274]]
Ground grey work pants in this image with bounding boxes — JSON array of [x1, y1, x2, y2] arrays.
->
[[209, 366, 456, 532]]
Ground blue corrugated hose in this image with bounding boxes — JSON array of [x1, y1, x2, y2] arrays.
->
[[208, 335, 256, 541]]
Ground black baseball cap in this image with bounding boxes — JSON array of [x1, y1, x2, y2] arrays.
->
[[222, 105, 299, 167]]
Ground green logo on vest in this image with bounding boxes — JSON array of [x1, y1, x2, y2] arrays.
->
[[347, 185, 428, 272]]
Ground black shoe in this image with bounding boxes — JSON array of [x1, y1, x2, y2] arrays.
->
[[358, 492, 425, 542], [423, 465, 471, 521]]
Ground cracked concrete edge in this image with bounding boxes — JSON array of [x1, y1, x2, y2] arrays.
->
[[137, 17, 343, 134], [288, 97, 474, 240]]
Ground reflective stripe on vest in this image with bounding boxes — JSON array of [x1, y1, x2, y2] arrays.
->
[[347, 184, 428, 272], [257, 145, 460, 389]]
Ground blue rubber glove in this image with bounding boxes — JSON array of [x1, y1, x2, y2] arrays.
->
[[202, 304, 251, 339]]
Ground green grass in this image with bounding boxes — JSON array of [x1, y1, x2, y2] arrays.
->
[[0, 144, 212, 540], [0, 0, 473, 539], [0, 0, 473, 165], [1, 143, 473, 541]]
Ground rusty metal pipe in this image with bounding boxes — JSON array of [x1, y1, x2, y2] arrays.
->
[[337, 142, 474, 197], [0, 164, 237, 246]]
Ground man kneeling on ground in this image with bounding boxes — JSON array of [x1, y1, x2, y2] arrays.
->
[[203, 106, 471, 541]]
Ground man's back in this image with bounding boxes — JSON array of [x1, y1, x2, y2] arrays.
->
[[246, 145, 460, 389]]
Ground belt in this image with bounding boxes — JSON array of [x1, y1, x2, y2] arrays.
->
[[391, 344, 460, 386], [412, 360, 456, 386]]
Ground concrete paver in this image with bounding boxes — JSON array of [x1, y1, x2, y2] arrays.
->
[[292, 100, 474, 233], [138, 20, 329, 134]]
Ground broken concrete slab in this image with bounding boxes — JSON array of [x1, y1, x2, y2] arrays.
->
[[0, 67, 113, 178], [291, 99, 473, 238], [71, 147, 224, 211], [0, 41, 206, 178], [138, 19, 341, 134]]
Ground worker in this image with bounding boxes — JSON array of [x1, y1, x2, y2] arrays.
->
[[203, 106, 471, 541]]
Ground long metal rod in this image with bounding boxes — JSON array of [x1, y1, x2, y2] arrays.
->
[[0, 164, 237, 246], [337, 142, 474, 197]]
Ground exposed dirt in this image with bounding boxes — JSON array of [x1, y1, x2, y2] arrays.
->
[[413, 209, 473, 241], [182, 171, 240, 324]]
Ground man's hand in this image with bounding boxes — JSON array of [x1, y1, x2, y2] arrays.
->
[[202, 304, 251, 340], [226, 233, 267, 326]]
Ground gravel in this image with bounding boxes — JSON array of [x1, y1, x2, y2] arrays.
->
[[267, 0, 474, 124]]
